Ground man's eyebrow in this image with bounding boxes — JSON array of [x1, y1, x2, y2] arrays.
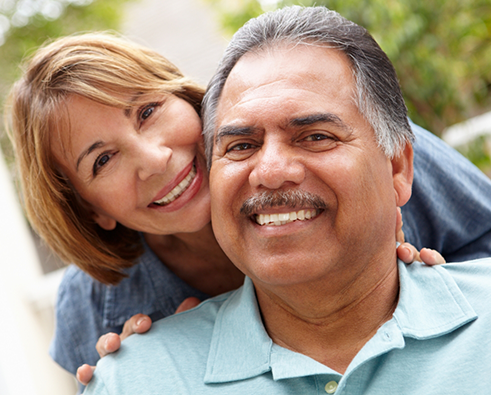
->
[[289, 113, 348, 129], [76, 141, 105, 171], [215, 125, 258, 145], [214, 113, 348, 145]]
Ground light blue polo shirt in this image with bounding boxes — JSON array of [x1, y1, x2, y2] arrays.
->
[[85, 259, 491, 395]]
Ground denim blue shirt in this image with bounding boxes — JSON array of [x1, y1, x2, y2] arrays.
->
[[49, 241, 209, 378], [403, 122, 491, 261], [84, 259, 491, 395], [51, 123, 491, 383]]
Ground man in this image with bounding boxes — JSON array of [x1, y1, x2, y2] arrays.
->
[[84, 6, 491, 394]]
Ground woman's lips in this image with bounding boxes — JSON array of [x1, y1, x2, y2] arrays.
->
[[150, 158, 196, 206], [152, 163, 197, 206], [148, 157, 204, 213]]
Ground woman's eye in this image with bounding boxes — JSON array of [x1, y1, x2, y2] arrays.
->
[[138, 102, 160, 124], [93, 153, 113, 175], [141, 105, 154, 121]]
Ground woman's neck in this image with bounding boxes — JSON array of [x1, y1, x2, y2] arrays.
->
[[143, 223, 244, 296]]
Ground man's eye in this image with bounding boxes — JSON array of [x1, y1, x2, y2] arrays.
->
[[304, 134, 330, 141], [228, 143, 255, 152], [93, 153, 114, 175]]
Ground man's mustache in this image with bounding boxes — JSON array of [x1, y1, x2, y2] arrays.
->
[[240, 190, 328, 216]]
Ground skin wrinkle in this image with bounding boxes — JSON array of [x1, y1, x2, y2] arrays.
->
[[260, 260, 399, 325]]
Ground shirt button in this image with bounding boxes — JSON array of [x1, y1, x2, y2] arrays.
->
[[325, 380, 338, 393]]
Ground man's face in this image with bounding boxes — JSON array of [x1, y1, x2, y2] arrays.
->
[[210, 44, 412, 290]]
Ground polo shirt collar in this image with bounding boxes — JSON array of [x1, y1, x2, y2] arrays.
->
[[392, 260, 477, 339], [204, 277, 272, 383], [204, 260, 477, 384]]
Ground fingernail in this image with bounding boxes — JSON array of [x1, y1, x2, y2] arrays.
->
[[136, 317, 146, 326]]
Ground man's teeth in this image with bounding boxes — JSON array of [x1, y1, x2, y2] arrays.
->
[[255, 209, 319, 226], [153, 165, 196, 206]]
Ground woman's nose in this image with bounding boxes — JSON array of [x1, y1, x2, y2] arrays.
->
[[136, 142, 173, 181]]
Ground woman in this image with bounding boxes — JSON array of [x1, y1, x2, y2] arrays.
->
[[6, 32, 472, 389]]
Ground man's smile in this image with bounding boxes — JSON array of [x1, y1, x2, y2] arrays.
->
[[255, 209, 320, 226]]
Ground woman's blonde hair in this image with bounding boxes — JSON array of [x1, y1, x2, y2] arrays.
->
[[5, 32, 205, 285]]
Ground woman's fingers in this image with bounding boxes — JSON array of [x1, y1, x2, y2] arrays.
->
[[120, 314, 152, 341], [395, 207, 405, 244], [419, 247, 446, 265], [175, 297, 201, 314], [397, 242, 420, 263], [95, 332, 121, 358], [76, 364, 95, 386], [397, 242, 446, 265]]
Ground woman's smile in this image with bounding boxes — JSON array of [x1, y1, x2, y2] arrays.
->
[[148, 156, 208, 215], [151, 160, 197, 206], [52, 93, 211, 234]]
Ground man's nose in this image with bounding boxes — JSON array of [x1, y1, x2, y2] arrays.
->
[[135, 141, 173, 181], [249, 140, 305, 189]]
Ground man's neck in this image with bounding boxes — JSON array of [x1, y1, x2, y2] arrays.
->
[[254, 254, 400, 374]]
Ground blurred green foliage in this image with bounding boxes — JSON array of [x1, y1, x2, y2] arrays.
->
[[457, 135, 491, 177], [205, 0, 491, 138], [0, 0, 134, 162]]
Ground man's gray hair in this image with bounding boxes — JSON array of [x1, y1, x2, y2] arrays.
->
[[202, 6, 414, 168]]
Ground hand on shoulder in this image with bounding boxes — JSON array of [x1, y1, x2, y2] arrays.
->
[[76, 297, 201, 385]]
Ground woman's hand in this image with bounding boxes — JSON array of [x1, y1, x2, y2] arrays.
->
[[395, 207, 445, 266], [397, 243, 446, 266], [76, 297, 201, 386]]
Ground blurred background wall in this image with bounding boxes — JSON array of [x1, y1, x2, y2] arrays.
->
[[0, 0, 490, 394]]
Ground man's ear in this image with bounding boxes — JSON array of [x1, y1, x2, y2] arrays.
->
[[391, 143, 414, 207], [92, 211, 117, 231]]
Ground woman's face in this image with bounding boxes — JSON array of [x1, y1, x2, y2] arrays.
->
[[52, 94, 211, 235]]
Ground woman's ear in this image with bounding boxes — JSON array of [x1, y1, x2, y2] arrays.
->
[[92, 211, 117, 231], [391, 143, 414, 207]]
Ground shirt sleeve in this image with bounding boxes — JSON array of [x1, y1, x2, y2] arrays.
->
[[402, 121, 491, 261], [49, 265, 107, 375]]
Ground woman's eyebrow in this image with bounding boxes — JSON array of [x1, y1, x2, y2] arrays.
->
[[76, 141, 104, 171]]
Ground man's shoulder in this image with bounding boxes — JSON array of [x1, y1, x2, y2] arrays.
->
[[419, 258, 491, 322], [144, 290, 232, 343], [91, 291, 235, 391], [396, 259, 491, 337], [440, 257, 491, 278], [440, 258, 491, 298]]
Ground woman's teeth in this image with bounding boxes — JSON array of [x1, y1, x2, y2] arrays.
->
[[255, 209, 319, 226], [153, 165, 197, 206]]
